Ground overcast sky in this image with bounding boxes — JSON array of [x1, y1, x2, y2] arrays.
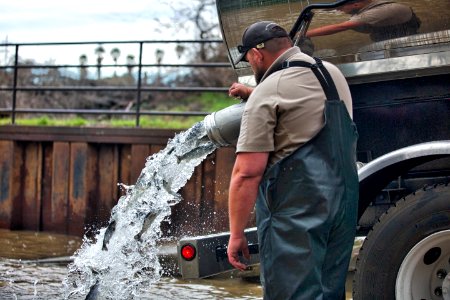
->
[[1, 0, 178, 43], [0, 0, 208, 66]]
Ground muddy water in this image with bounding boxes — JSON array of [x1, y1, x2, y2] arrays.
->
[[0, 229, 355, 299], [1, 260, 262, 300], [0, 229, 262, 299]]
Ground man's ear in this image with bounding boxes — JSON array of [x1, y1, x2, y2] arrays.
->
[[251, 48, 264, 63]]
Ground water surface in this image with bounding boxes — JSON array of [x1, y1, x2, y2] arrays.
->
[[0, 228, 357, 299], [0, 229, 263, 300]]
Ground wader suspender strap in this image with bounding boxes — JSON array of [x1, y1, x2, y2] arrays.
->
[[281, 57, 340, 101]]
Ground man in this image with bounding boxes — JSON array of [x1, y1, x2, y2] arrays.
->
[[306, 0, 420, 42], [227, 21, 359, 299]]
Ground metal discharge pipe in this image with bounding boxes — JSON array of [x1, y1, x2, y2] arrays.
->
[[204, 102, 246, 147]]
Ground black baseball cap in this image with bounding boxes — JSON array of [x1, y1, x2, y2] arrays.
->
[[235, 21, 289, 64]]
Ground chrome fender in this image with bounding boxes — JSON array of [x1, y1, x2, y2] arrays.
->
[[357, 140, 450, 218]]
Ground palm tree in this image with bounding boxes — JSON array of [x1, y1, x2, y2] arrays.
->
[[79, 54, 88, 81], [155, 49, 164, 85], [110, 48, 121, 77], [95, 45, 105, 80], [126, 54, 135, 79], [175, 44, 185, 59]]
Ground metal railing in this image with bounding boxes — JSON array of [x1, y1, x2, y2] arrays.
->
[[0, 39, 231, 126]]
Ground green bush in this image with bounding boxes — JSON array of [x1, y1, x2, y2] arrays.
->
[[0, 92, 240, 129]]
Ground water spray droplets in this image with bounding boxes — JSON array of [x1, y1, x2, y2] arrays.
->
[[63, 121, 217, 299]]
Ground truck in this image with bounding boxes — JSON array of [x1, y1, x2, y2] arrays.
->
[[177, 0, 450, 298]]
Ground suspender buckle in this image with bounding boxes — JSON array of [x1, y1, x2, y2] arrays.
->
[[282, 61, 291, 69]]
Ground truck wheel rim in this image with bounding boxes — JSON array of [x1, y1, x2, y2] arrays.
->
[[396, 230, 450, 300]]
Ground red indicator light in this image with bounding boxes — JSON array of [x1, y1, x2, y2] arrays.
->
[[181, 244, 196, 261]]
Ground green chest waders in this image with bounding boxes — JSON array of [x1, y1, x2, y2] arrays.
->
[[256, 58, 359, 300]]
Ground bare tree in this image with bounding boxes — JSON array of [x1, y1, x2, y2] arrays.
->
[[156, 0, 236, 89], [158, 0, 221, 61]]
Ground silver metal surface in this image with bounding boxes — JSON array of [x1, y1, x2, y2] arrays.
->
[[177, 227, 259, 279], [358, 30, 450, 60], [358, 141, 450, 181], [204, 102, 246, 147], [236, 30, 450, 83], [339, 50, 450, 83], [395, 230, 450, 300]]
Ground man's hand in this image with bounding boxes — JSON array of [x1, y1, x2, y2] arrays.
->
[[227, 233, 250, 271], [228, 82, 253, 101]]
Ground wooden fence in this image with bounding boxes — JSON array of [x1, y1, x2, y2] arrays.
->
[[0, 125, 237, 237]]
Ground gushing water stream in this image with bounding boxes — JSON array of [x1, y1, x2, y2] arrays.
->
[[63, 121, 217, 299]]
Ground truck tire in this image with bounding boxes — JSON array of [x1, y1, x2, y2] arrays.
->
[[353, 184, 450, 300]]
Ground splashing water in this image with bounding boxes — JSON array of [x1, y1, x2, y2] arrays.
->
[[63, 121, 217, 299]]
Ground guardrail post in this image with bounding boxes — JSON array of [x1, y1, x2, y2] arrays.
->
[[0, 39, 227, 122], [11, 45, 19, 124], [136, 42, 143, 127]]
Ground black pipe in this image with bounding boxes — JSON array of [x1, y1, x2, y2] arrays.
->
[[289, 0, 357, 39]]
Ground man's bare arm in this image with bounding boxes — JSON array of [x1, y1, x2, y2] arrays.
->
[[306, 20, 363, 37], [227, 152, 269, 270]]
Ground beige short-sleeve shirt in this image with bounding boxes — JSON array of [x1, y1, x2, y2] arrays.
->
[[236, 47, 352, 166], [350, 0, 413, 28]]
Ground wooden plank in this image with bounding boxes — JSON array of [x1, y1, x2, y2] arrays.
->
[[111, 145, 119, 209], [213, 147, 236, 231], [0, 141, 15, 228], [215, 147, 257, 229], [200, 152, 217, 233], [22, 142, 42, 230], [118, 144, 131, 187], [116, 143, 132, 225], [150, 144, 164, 156], [11, 142, 24, 229], [97, 145, 119, 225], [68, 142, 94, 236], [51, 142, 70, 233], [41, 143, 54, 232], [0, 125, 176, 145], [0, 134, 242, 236], [214, 147, 235, 204], [84, 144, 98, 232], [130, 144, 150, 183]]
